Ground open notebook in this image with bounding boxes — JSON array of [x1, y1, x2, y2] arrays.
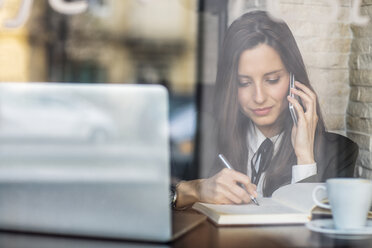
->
[[192, 183, 325, 225]]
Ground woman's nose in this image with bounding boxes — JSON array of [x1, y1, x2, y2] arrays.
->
[[253, 83, 266, 104]]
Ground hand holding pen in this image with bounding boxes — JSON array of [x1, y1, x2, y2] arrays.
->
[[194, 154, 258, 205], [218, 154, 259, 206]]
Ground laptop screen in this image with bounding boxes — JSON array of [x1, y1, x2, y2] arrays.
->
[[0, 82, 172, 241]]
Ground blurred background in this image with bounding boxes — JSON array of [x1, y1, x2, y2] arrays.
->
[[0, 0, 372, 180], [0, 0, 199, 181]]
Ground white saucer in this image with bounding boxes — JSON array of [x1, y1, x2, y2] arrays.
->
[[306, 219, 372, 240]]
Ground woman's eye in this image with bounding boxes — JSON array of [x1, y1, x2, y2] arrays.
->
[[238, 81, 252, 87], [266, 77, 280, 84]]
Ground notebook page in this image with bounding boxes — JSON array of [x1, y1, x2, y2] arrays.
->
[[271, 183, 325, 213], [198, 197, 302, 215]]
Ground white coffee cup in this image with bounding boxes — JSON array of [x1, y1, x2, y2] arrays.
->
[[312, 178, 372, 230]]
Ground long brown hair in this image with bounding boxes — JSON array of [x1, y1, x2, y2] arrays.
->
[[214, 11, 326, 196]]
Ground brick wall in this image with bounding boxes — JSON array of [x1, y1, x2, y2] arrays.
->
[[348, 0, 372, 177]]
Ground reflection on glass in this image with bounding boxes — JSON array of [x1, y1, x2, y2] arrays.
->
[[0, 82, 169, 183], [0, 90, 117, 143]]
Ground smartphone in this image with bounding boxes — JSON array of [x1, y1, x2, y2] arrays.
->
[[288, 72, 298, 126]]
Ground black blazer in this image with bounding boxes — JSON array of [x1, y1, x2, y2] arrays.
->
[[201, 129, 359, 194], [299, 132, 359, 183]]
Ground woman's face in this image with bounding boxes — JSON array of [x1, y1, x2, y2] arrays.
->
[[237, 44, 289, 136]]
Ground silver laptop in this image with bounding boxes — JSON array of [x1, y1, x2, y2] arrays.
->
[[0, 82, 204, 242]]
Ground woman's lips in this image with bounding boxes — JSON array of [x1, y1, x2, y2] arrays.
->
[[252, 107, 272, 116]]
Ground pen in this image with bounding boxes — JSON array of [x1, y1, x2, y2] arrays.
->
[[218, 154, 260, 206]]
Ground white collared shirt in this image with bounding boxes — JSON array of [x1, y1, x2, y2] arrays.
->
[[246, 124, 317, 197]]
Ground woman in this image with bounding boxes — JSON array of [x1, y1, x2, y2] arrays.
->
[[172, 10, 358, 208]]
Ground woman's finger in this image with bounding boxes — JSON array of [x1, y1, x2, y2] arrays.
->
[[227, 183, 253, 203], [213, 180, 251, 204], [228, 169, 257, 197], [294, 81, 316, 100], [228, 169, 252, 184], [290, 88, 318, 126], [290, 88, 314, 114], [287, 95, 305, 117], [294, 81, 317, 111], [217, 187, 243, 204], [217, 168, 256, 202]]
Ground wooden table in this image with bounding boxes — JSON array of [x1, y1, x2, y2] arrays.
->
[[173, 219, 372, 248], [0, 211, 371, 248]]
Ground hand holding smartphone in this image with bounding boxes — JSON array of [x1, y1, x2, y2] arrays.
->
[[288, 73, 300, 126]]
